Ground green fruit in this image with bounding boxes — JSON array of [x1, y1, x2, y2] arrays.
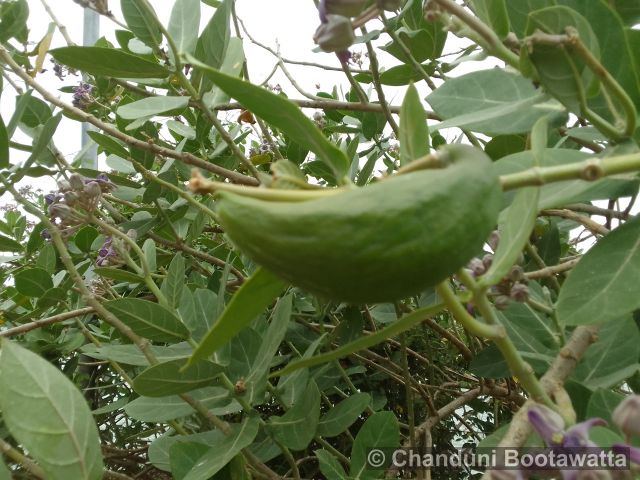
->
[[216, 145, 502, 304]]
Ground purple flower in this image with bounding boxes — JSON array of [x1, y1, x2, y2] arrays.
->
[[528, 404, 606, 448], [45, 193, 56, 205], [613, 444, 640, 464], [72, 82, 94, 110], [41, 229, 51, 240], [96, 236, 117, 266]]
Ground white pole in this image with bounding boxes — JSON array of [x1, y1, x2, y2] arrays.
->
[[81, 7, 99, 169]]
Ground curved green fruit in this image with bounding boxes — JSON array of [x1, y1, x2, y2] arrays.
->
[[216, 145, 502, 303]]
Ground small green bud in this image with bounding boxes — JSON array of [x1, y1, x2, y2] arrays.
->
[[325, 0, 367, 17], [313, 14, 355, 53]]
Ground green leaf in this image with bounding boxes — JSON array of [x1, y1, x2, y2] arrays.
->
[[0, 340, 104, 480], [427, 69, 565, 135], [186, 54, 350, 182], [121, 0, 162, 48], [74, 226, 99, 253], [49, 47, 170, 79], [557, 215, 640, 326], [161, 253, 185, 309], [399, 83, 430, 166], [87, 131, 130, 159], [142, 238, 157, 272], [36, 287, 67, 309], [318, 392, 371, 438], [586, 389, 625, 426], [269, 380, 321, 450], [0, 233, 23, 252], [36, 243, 56, 273], [471, 0, 510, 38], [188, 267, 287, 365], [525, 6, 600, 114], [272, 303, 444, 378], [245, 294, 292, 403], [168, 0, 200, 55], [0, 0, 28, 43], [0, 115, 8, 168], [124, 386, 237, 422], [181, 417, 259, 480], [195, 0, 231, 70], [170, 442, 210, 480], [14, 267, 53, 297], [557, 0, 640, 117], [133, 359, 223, 397], [315, 450, 348, 480], [93, 267, 145, 283], [103, 298, 190, 342], [167, 119, 196, 140], [117, 96, 190, 120], [25, 112, 61, 167], [0, 457, 10, 480], [81, 342, 192, 366], [480, 187, 539, 287], [571, 317, 640, 388], [350, 411, 400, 479]]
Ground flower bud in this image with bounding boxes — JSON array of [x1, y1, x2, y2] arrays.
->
[[64, 191, 79, 206], [57, 179, 71, 192], [510, 282, 529, 303], [84, 181, 102, 199], [482, 253, 493, 270], [69, 173, 85, 191], [612, 395, 640, 437], [313, 14, 355, 53], [488, 230, 500, 252], [48, 203, 73, 220], [126, 229, 137, 240], [494, 295, 511, 311], [508, 265, 525, 282], [377, 0, 403, 11], [325, 0, 367, 16], [468, 258, 485, 277], [45, 193, 56, 205]]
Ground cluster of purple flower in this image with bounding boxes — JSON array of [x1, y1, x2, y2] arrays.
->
[[465, 231, 530, 310], [488, 396, 640, 479], [72, 83, 94, 110], [42, 173, 115, 241]]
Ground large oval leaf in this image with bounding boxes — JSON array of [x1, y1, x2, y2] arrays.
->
[[188, 267, 287, 365], [133, 359, 223, 397], [557, 215, 640, 326], [0, 340, 104, 480], [49, 47, 170, 79], [117, 96, 190, 120], [103, 298, 190, 342], [185, 54, 350, 182]]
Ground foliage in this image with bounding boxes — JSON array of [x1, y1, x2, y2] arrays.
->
[[1, 0, 640, 479]]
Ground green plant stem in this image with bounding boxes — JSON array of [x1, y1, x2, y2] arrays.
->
[[361, 26, 399, 136], [500, 152, 640, 191], [91, 216, 169, 309], [0, 437, 45, 478], [457, 270, 556, 409], [431, 0, 520, 69], [434, 281, 502, 339]]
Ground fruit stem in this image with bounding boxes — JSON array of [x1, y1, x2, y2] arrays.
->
[[189, 169, 344, 201]]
